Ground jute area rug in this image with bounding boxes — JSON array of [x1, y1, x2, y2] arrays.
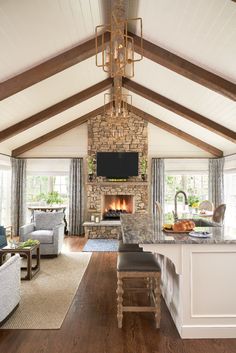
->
[[1, 252, 91, 330]]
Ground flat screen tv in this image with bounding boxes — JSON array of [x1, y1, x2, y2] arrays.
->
[[97, 152, 138, 178]]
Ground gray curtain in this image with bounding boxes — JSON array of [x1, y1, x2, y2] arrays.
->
[[69, 158, 83, 235], [208, 158, 224, 207], [11, 158, 27, 236], [151, 158, 165, 215]]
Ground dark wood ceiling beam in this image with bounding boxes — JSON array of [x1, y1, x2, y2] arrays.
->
[[12, 106, 104, 157], [131, 105, 223, 157], [0, 33, 109, 101], [123, 79, 236, 143], [0, 78, 112, 142], [130, 32, 236, 101]]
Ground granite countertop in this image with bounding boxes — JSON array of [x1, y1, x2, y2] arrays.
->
[[120, 213, 236, 245], [83, 220, 121, 226]]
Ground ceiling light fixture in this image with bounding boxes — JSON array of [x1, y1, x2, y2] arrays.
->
[[95, 0, 143, 122]]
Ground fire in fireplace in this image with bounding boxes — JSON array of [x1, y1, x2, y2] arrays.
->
[[103, 195, 133, 220]]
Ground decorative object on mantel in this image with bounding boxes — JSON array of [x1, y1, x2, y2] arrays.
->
[[87, 156, 95, 182], [95, 215, 100, 223], [141, 157, 147, 181]]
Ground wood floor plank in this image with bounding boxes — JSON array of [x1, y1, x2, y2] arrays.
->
[[0, 237, 236, 353]]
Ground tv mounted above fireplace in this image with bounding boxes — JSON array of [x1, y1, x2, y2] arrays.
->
[[96, 152, 138, 178]]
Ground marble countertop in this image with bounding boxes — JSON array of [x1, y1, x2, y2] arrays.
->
[[120, 214, 236, 245]]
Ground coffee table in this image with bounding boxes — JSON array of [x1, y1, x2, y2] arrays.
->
[[0, 243, 40, 280]]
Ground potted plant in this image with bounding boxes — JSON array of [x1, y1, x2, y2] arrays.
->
[[87, 156, 95, 182], [141, 157, 147, 181], [45, 191, 63, 206], [188, 195, 199, 212]]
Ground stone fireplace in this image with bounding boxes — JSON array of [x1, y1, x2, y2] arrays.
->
[[102, 194, 134, 220], [84, 111, 149, 238]]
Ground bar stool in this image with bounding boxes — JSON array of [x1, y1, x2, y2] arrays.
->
[[116, 252, 161, 328], [118, 240, 143, 252]]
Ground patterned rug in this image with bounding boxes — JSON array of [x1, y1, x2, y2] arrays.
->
[[1, 252, 91, 329], [83, 239, 119, 252]]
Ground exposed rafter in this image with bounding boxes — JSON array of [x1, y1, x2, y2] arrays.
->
[[0, 78, 112, 142], [130, 32, 236, 101], [131, 105, 223, 157], [12, 99, 223, 158], [11, 106, 104, 157], [0, 33, 109, 101], [2, 30, 235, 104], [123, 79, 236, 143]]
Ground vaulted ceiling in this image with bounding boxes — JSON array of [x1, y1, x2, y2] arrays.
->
[[0, 0, 235, 157]]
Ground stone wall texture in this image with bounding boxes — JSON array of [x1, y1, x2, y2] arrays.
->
[[85, 112, 149, 237], [87, 113, 148, 182]]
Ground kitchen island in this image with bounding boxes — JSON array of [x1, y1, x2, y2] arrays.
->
[[120, 214, 236, 339]]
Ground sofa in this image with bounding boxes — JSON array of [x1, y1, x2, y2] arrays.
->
[[19, 211, 65, 256], [0, 254, 21, 325]]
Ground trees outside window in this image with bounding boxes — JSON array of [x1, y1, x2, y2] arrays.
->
[[26, 175, 69, 222], [27, 175, 69, 206], [165, 174, 208, 222]]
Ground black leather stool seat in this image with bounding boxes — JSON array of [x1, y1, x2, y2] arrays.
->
[[117, 252, 161, 272], [118, 240, 143, 252]]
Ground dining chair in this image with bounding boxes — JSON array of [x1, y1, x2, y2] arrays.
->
[[212, 204, 226, 224], [198, 200, 214, 211]]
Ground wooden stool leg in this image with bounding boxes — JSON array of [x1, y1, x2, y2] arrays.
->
[[154, 276, 161, 328], [147, 276, 154, 298], [117, 273, 124, 328]]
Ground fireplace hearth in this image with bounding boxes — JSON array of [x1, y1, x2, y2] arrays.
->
[[102, 195, 133, 220]]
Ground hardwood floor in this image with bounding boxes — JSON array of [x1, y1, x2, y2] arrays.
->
[[0, 237, 236, 353]]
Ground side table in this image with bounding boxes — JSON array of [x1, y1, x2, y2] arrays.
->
[[0, 243, 40, 280]]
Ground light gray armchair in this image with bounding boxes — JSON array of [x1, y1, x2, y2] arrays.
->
[[19, 212, 65, 256], [0, 254, 21, 325]]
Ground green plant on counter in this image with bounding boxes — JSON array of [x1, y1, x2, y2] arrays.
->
[[188, 195, 199, 208]]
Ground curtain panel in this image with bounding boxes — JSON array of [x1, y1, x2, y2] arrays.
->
[[69, 158, 83, 235], [208, 158, 225, 207], [11, 158, 27, 236], [151, 158, 165, 216]]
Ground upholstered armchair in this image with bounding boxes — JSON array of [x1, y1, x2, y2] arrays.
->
[[19, 212, 65, 256], [0, 254, 21, 325]]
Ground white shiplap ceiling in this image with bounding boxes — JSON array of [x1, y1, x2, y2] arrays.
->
[[132, 0, 236, 82], [0, 0, 235, 157]]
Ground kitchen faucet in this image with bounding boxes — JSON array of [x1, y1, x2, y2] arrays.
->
[[173, 191, 188, 222]]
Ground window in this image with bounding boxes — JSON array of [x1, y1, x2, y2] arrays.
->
[[0, 168, 11, 226], [26, 175, 69, 222], [164, 174, 208, 221], [224, 173, 236, 226]]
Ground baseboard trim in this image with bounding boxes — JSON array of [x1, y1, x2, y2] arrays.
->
[[181, 325, 236, 339]]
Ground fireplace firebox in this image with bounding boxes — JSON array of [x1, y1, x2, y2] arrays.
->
[[102, 195, 134, 220]]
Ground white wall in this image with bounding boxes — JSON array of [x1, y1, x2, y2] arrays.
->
[[21, 124, 88, 158], [3, 121, 230, 159], [148, 124, 212, 158]]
